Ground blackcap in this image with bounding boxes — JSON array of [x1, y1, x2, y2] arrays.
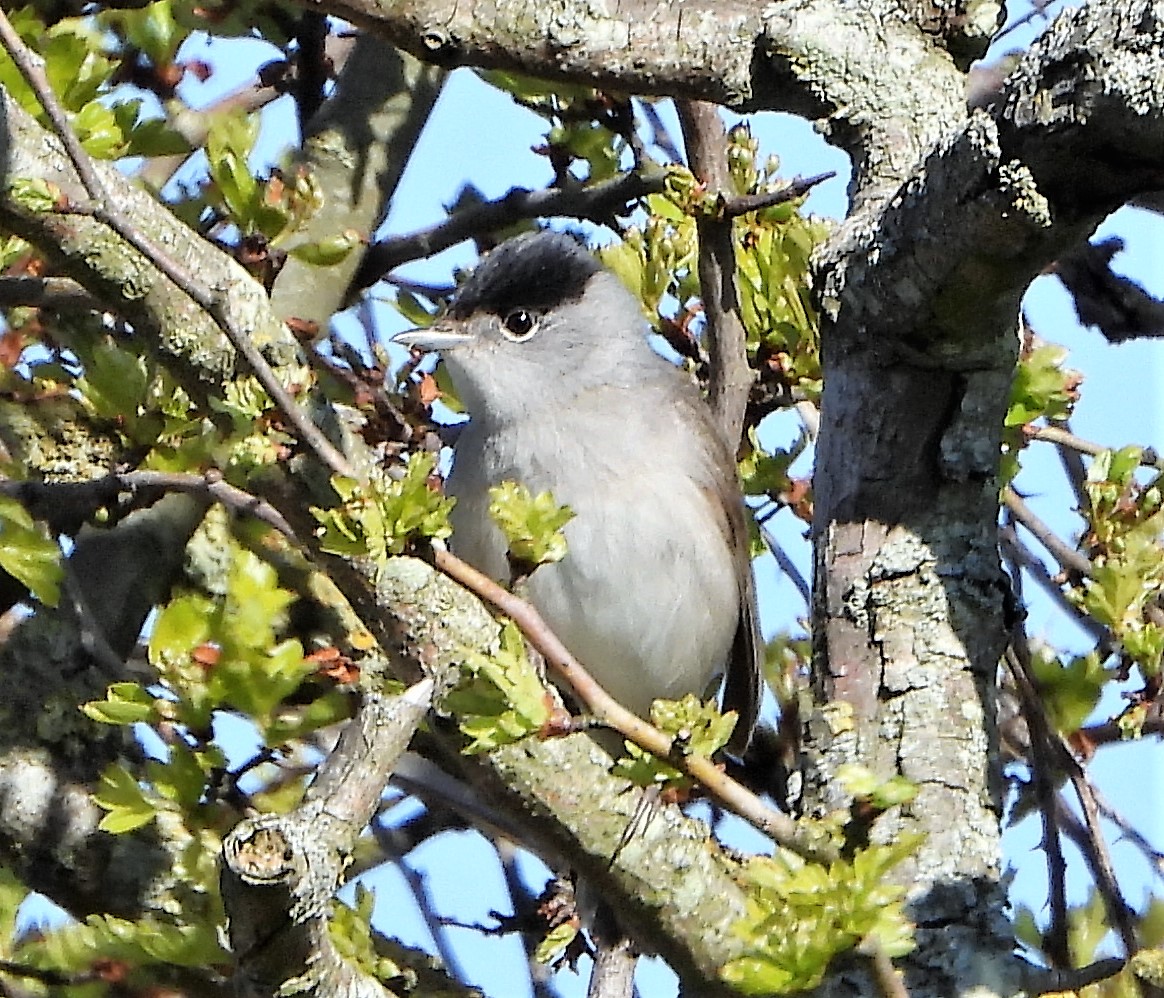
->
[[394, 231, 761, 754]]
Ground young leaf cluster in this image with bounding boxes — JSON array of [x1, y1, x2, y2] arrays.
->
[[1074, 448, 1164, 677], [613, 694, 736, 792], [0, 7, 192, 160], [723, 835, 922, 995], [311, 452, 455, 562], [443, 620, 551, 754], [487, 481, 574, 570]]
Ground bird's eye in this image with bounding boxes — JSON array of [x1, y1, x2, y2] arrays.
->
[[500, 309, 539, 342]]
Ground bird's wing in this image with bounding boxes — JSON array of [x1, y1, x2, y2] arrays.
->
[[719, 476, 763, 757]]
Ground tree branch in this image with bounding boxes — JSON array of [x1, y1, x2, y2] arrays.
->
[[346, 169, 667, 299], [222, 681, 459, 998], [675, 100, 751, 449], [0, 11, 357, 481]]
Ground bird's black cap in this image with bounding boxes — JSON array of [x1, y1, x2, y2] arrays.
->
[[450, 231, 602, 320]]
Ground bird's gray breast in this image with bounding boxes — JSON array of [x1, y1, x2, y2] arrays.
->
[[446, 393, 740, 719]]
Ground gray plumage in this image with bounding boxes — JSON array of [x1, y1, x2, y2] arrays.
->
[[395, 231, 761, 753]]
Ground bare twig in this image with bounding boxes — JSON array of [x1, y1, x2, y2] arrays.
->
[[1007, 647, 1140, 958], [1030, 424, 1164, 471], [1045, 420, 1089, 511], [347, 169, 667, 298], [1086, 780, 1164, 878], [1005, 644, 1071, 967], [0, 471, 297, 541], [1002, 487, 1092, 577], [0, 10, 358, 483], [1060, 749, 1140, 956], [428, 546, 833, 862], [389, 852, 469, 983], [998, 524, 1107, 646], [863, 940, 910, 998], [760, 522, 811, 605], [993, 0, 1059, 44], [1019, 957, 1127, 994], [719, 171, 836, 219]]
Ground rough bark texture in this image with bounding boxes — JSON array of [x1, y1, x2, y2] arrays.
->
[[269, 37, 444, 326]]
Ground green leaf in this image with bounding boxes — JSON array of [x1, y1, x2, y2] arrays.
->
[[0, 495, 62, 605], [288, 230, 362, 266], [82, 682, 157, 726], [612, 741, 685, 790], [1006, 343, 1079, 426], [109, 0, 187, 66], [836, 764, 917, 810], [393, 289, 438, 328], [149, 594, 213, 670], [74, 99, 129, 158], [329, 885, 410, 984], [146, 743, 217, 809], [723, 836, 921, 995], [488, 481, 574, 569], [1029, 648, 1110, 733], [125, 113, 192, 158], [534, 920, 580, 966], [311, 453, 455, 562], [93, 764, 158, 833], [225, 550, 294, 650], [650, 693, 737, 757], [445, 621, 550, 753], [7, 177, 59, 212], [75, 340, 153, 433]]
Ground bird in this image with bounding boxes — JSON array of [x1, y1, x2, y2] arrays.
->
[[393, 230, 761, 756]]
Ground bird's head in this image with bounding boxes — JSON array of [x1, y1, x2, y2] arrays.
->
[[392, 231, 650, 425]]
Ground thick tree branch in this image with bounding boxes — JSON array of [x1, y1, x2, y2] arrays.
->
[[0, 494, 208, 919], [221, 681, 472, 998], [270, 36, 444, 325]]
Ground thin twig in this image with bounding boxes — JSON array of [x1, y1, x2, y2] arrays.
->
[[993, 0, 1059, 44], [429, 546, 833, 862], [863, 940, 910, 998], [1086, 779, 1164, 878], [719, 171, 836, 219], [390, 851, 469, 983], [1030, 424, 1164, 471], [760, 522, 811, 605], [1005, 644, 1071, 967], [1060, 749, 1140, 956], [1002, 487, 1092, 577], [998, 524, 1107, 646], [348, 169, 667, 298], [0, 471, 296, 541], [1045, 420, 1089, 510], [1007, 646, 1140, 958], [0, 10, 358, 483], [1019, 957, 1127, 994]]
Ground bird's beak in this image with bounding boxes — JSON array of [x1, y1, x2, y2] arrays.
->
[[391, 321, 475, 353]]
